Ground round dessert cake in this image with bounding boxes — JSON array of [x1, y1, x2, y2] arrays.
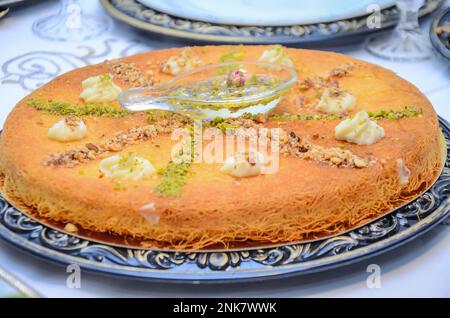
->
[[0, 45, 444, 250]]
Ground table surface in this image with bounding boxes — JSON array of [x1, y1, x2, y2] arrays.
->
[[0, 0, 449, 298]]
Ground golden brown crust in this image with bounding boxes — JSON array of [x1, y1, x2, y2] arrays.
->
[[0, 46, 443, 249]]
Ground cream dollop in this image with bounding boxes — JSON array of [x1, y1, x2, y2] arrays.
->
[[258, 45, 294, 67], [335, 111, 385, 145], [80, 73, 122, 103], [316, 87, 356, 114], [221, 152, 265, 178], [396, 159, 411, 185], [48, 117, 88, 142], [138, 202, 160, 225], [99, 154, 155, 181], [161, 48, 201, 76]]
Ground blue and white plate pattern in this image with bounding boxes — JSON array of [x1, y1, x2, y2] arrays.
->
[[101, 0, 443, 44], [0, 118, 448, 283], [137, 0, 395, 26]]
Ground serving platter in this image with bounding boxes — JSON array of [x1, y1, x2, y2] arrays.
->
[[135, 0, 395, 26], [0, 0, 39, 9], [430, 6, 450, 60], [0, 118, 448, 283], [100, 0, 443, 44]]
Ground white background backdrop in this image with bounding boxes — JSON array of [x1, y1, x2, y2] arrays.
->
[[0, 0, 449, 297]]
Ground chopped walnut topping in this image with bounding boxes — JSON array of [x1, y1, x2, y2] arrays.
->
[[328, 63, 354, 79], [254, 114, 267, 123], [328, 86, 342, 97], [64, 223, 78, 233], [160, 48, 201, 76], [147, 111, 192, 133], [44, 125, 157, 167], [294, 96, 305, 107], [299, 76, 325, 90], [281, 131, 310, 154], [237, 117, 261, 129], [280, 130, 370, 168], [64, 116, 82, 130], [106, 60, 154, 87], [85, 143, 99, 152], [298, 63, 354, 91]]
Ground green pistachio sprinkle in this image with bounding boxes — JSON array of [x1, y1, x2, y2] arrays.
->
[[154, 126, 195, 196], [146, 110, 191, 124], [218, 48, 245, 74], [206, 116, 239, 133], [154, 161, 192, 196], [219, 49, 244, 64], [366, 107, 423, 120], [271, 107, 422, 121], [270, 113, 341, 121], [113, 181, 122, 191], [28, 99, 131, 117]]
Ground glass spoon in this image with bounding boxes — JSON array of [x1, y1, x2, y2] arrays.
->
[[118, 61, 297, 120]]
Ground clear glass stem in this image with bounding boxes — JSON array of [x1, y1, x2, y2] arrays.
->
[[396, 0, 422, 33], [365, 0, 432, 62], [32, 0, 112, 42]]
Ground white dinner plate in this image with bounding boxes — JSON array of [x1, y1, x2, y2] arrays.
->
[[136, 0, 395, 26]]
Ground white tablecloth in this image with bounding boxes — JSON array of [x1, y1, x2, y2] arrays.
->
[[0, 0, 449, 297]]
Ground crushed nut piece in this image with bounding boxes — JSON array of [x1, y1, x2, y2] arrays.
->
[[254, 114, 267, 123], [64, 223, 78, 233], [298, 63, 354, 91], [106, 60, 154, 87], [64, 116, 82, 130], [44, 125, 157, 167], [280, 130, 370, 168], [328, 63, 354, 79], [160, 48, 201, 76]]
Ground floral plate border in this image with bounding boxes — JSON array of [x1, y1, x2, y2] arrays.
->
[[100, 0, 443, 44], [0, 118, 449, 283], [430, 6, 450, 60]]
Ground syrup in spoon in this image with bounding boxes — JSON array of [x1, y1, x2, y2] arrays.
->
[[118, 61, 297, 120]]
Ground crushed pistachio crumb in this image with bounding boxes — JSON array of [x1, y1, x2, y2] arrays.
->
[[270, 113, 341, 121], [113, 181, 122, 191], [218, 48, 245, 73], [28, 99, 130, 117], [366, 107, 423, 120], [270, 107, 422, 122], [219, 48, 244, 64], [154, 161, 191, 196], [207, 117, 239, 133]]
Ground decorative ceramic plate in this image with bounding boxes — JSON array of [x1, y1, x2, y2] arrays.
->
[[0, 267, 39, 298], [136, 0, 395, 26], [430, 6, 450, 60], [0, 0, 38, 9], [100, 0, 443, 44], [0, 119, 448, 283]]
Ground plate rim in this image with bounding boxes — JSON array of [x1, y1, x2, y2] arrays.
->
[[134, 0, 396, 27], [0, 118, 448, 283], [0, 0, 38, 9], [100, 0, 444, 44], [430, 6, 450, 60]]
